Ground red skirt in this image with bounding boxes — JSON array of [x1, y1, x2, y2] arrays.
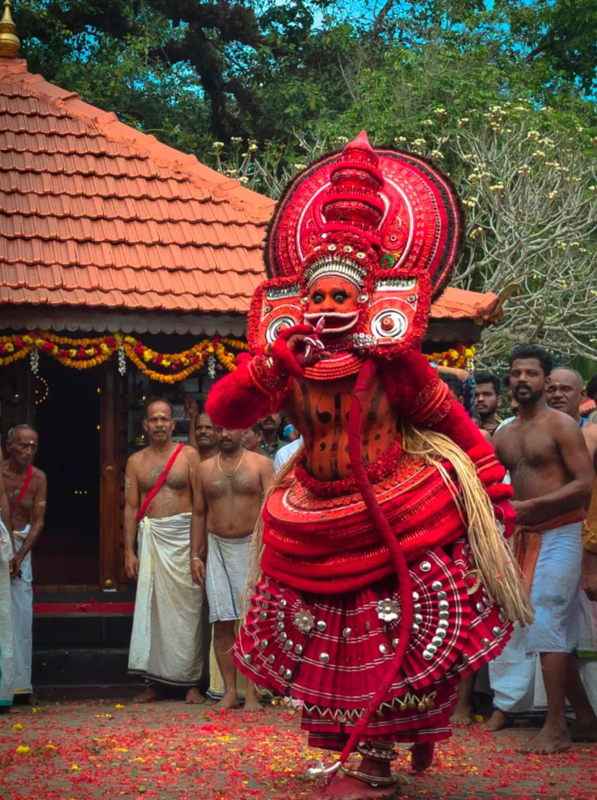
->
[[233, 539, 511, 750]]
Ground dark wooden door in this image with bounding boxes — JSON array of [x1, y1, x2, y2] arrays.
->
[[99, 359, 128, 589]]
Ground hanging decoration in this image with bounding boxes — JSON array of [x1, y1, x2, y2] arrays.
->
[[0, 333, 474, 378], [0, 333, 248, 384], [425, 345, 476, 370]]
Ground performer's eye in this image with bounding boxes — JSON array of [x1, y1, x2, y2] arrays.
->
[[334, 291, 348, 303], [312, 292, 324, 304]]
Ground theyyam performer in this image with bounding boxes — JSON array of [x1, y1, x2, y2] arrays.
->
[[206, 132, 533, 799]]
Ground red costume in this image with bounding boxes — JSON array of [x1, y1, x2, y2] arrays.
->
[[206, 133, 531, 794]]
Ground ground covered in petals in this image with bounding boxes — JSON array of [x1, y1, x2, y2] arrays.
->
[[1, 702, 597, 800]]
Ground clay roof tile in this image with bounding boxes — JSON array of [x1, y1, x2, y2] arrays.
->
[[0, 58, 272, 317]]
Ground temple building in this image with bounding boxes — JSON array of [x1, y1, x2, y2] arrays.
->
[[0, 2, 502, 592]]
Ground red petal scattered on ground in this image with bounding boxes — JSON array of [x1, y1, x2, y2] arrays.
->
[[1, 703, 596, 799]]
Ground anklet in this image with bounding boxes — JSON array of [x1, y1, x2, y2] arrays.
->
[[357, 742, 398, 761], [343, 767, 397, 787]]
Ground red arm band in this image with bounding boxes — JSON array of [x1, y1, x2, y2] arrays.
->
[[205, 353, 292, 429]]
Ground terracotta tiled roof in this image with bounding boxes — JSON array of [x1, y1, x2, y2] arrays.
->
[[0, 58, 273, 317], [0, 58, 500, 329], [430, 287, 500, 322]]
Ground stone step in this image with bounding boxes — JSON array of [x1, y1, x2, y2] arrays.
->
[[33, 613, 133, 648], [33, 647, 134, 686]]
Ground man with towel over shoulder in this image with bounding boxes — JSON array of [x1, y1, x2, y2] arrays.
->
[[125, 399, 205, 704], [192, 427, 273, 712]]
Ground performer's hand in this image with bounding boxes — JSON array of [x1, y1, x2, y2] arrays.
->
[[582, 548, 597, 602], [282, 322, 328, 367], [191, 558, 206, 587], [125, 551, 139, 581]]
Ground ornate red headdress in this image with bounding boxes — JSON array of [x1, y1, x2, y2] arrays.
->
[[248, 131, 463, 372]]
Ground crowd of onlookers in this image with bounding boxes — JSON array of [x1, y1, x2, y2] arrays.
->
[[2, 345, 597, 757]]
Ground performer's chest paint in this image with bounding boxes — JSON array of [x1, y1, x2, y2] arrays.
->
[[287, 373, 399, 481]]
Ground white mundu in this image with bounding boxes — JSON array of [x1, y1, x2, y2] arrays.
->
[[129, 512, 204, 686]]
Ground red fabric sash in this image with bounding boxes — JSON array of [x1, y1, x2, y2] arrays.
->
[[11, 464, 33, 514], [136, 444, 184, 522]]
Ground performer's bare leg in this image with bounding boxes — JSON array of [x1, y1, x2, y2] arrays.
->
[[315, 743, 400, 800], [521, 652, 571, 753], [450, 674, 475, 725], [133, 682, 165, 704], [211, 620, 240, 710], [566, 655, 597, 741], [410, 742, 434, 772]]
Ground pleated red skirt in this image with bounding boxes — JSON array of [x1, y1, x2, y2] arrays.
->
[[233, 538, 511, 750]]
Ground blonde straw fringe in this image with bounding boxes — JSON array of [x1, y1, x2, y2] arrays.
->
[[402, 423, 534, 627], [242, 432, 534, 628]]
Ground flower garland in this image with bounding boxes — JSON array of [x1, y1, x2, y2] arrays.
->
[[0, 333, 248, 383], [0, 332, 473, 379], [425, 345, 476, 370]]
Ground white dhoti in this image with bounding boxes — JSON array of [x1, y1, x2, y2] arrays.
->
[[489, 522, 597, 714], [0, 517, 15, 707], [11, 525, 32, 695], [205, 533, 251, 623], [128, 512, 204, 686]]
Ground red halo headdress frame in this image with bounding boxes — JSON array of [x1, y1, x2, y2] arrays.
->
[[248, 131, 464, 367]]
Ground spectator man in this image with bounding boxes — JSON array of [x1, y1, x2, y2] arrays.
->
[[184, 398, 220, 461], [2, 425, 47, 704], [125, 399, 205, 704], [260, 413, 285, 459], [586, 374, 597, 424], [546, 367, 597, 466], [0, 449, 15, 714], [242, 422, 264, 454], [491, 345, 597, 752], [192, 428, 273, 711], [474, 370, 503, 435]]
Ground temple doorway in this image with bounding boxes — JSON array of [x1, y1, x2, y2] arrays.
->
[[33, 357, 101, 586]]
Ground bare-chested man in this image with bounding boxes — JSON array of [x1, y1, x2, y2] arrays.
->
[[546, 368, 597, 466], [0, 448, 15, 713], [2, 425, 47, 703], [490, 345, 597, 753], [184, 397, 221, 461], [125, 399, 205, 704], [191, 428, 273, 712]]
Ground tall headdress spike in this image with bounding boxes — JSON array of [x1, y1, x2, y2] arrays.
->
[[0, 0, 20, 58]]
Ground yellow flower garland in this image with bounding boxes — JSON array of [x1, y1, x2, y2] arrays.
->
[[0, 332, 475, 378], [0, 333, 249, 382]]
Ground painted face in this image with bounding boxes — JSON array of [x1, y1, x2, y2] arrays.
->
[[510, 359, 546, 405], [143, 402, 175, 443], [546, 369, 584, 417], [303, 276, 361, 339], [8, 429, 38, 466]]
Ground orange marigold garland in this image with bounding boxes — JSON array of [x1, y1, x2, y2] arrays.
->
[[0, 332, 473, 378], [0, 333, 248, 382]]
